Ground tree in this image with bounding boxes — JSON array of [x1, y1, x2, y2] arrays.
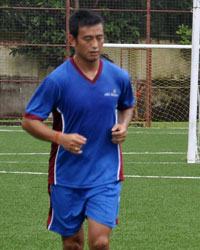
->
[[0, 0, 193, 68], [0, 1, 66, 68], [150, 0, 193, 42]]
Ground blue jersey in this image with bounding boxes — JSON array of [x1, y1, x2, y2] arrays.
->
[[25, 58, 134, 188]]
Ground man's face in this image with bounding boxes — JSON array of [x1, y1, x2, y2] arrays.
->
[[71, 23, 104, 62]]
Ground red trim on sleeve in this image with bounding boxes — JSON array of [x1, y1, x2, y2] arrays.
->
[[127, 105, 134, 109], [24, 112, 43, 121]]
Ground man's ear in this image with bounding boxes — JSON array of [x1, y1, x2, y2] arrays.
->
[[68, 34, 76, 47]]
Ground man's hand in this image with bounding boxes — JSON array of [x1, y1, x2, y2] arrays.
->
[[21, 118, 87, 154], [57, 133, 87, 154], [111, 124, 127, 144]]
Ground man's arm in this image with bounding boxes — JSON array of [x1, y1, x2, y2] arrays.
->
[[22, 117, 87, 154], [111, 106, 134, 144]]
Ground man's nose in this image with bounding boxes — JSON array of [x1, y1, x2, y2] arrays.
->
[[91, 38, 98, 48]]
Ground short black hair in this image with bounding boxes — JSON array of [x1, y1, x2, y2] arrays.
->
[[69, 9, 104, 39]]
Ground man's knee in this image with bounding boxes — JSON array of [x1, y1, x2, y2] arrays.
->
[[63, 240, 83, 250], [63, 242, 82, 250], [62, 234, 84, 250], [89, 236, 109, 250]]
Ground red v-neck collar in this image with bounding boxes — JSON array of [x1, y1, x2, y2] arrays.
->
[[70, 57, 102, 85]]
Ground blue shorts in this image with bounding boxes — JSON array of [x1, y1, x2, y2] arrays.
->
[[47, 182, 121, 236]]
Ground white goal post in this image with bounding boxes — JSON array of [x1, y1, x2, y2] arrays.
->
[[104, 44, 192, 49], [187, 0, 200, 163]]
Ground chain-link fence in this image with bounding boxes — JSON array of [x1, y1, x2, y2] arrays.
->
[[0, 0, 193, 125]]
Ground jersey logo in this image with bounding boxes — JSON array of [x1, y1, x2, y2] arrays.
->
[[104, 89, 119, 97]]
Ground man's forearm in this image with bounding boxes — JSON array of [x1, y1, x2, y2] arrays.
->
[[118, 106, 134, 129], [22, 117, 87, 154], [21, 117, 57, 143]]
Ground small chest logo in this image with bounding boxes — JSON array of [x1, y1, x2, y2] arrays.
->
[[104, 89, 119, 97]]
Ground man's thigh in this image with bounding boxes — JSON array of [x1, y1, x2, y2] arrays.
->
[[47, 182, 121, 236], [47, 185, 86, 236], [85, 181, 121, 228]]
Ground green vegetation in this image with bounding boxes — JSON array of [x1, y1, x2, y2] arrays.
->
[[176, 24, 192, 45], [0, 0, 193, 68]]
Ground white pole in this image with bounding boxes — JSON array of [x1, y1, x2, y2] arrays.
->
[[187, 0, 200, 163], [103, 44, 192, 49]]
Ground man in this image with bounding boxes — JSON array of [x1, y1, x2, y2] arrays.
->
[[22, 9, 134, 250]]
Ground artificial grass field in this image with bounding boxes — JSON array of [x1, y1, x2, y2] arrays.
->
[[1, 123, 200, 250]]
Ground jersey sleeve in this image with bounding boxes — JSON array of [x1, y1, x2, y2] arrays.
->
[[25, 77, 60, 120], [117, 72, 135, 110]]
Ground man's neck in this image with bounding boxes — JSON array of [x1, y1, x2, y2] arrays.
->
[[73, 55, 100, 80]]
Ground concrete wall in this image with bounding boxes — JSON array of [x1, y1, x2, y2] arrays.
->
[[0, 80, 38, 116], [0, 46, 39, 78], [0, 44, 191, 117], [102, 45, 191, 81], [0, 46, 46, 117]]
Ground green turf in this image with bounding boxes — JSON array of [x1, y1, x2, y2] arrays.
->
[[1, 124, 200, 250], [0, 174, 61, 250]]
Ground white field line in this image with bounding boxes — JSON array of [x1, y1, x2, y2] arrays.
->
[[0, 152, 185, 156], [0, 125, 21, 128], [1, 170, 200, 180], [0, 170, 47, 175], [128, 126, 188, 130], [125, 161, 188, 165], [0, 152, 49, 155], [127, 131, 187, 134], [123, 152, 185, 155], [0, 129, 24, 132], [0, 129, 187, 135], [124, 175, 200, 180], [0, 161, 48, 164], [0, 161, 187, 165]]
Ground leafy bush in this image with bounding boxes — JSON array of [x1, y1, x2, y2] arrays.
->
[[176, 24, 192, 45]]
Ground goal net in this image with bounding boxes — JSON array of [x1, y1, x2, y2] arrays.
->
[[102, 39, 200, 163], [101, 1, 200, 164], [101, 43, 192, 127]]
